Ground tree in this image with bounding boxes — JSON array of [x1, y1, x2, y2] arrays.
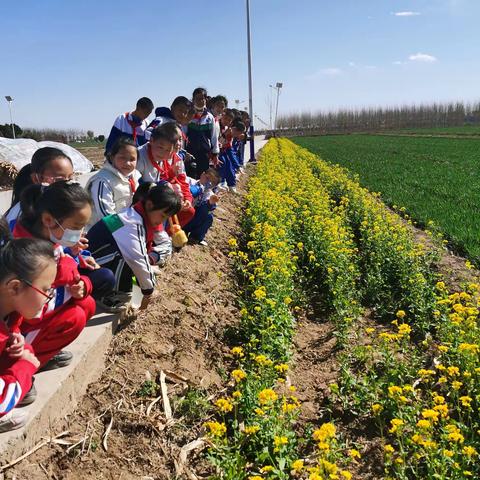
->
[[0, 123, 23, 138], [87, 130, 94, 139], [97, 134, 105, 142]]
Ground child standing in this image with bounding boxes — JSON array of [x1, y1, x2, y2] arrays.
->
[[187, 88, 219, 177], [105, 97, 154, 155], [6, 147, 74, 231], [218, 109, 239, 193], [14, 182, 97, 370], [184, 168, 221, 246], [86, 137, 141, 228], [86, 183, 182, 310], [137, 123, 195, 227]]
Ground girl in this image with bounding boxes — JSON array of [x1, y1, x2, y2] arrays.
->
[[13, 181, 97, 370], [0, 218, 56, 432], [6, 147, 74, 231], [86, 183, 182, 310], [86, 137, 141, 228], [218, 109, 239, 193]]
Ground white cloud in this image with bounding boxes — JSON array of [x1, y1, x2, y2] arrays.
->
[[305, 67, 343, 81], [393, 11, 421, 16], [409, 52, 438, 63]]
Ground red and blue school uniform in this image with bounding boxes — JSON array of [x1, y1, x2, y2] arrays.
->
[[105, 112, 149, 154], [136, 144, 195, 227], [186, 108, 219, 177], [0, 315, 37, 416], [86, 202, 170, 295], [183, 180, 217, 242], [12, 223, 95, 367], [218, 128, 239, 188]]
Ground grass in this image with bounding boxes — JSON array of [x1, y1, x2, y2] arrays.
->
[[69, 139, 105, 148], [293, 134, 480, 263], [387, 125, 480, 136]]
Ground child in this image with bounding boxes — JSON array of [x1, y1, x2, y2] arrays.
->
[[137, 123, 195, 227], [146, 96, 194, 136], [105, 97, 154, 155], [86, 183, 182, 310], [6, 147, 74, 231], [86, 137, 141, 228], [187, 87, 219, 177], [218, 109, 239, 193], [0, 219, 56, 432], [232, 120, 247, 171], [184, 168, 221, 246], [14, 182, 98, 370]]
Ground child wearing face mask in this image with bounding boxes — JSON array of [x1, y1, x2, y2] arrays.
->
[[86, 183, 182, 310], [12, 182, 99, 371], [0, 218, 57, 432], [5, 147, 74, 232]]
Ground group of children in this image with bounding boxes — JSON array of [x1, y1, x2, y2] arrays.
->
[[0, 88, 251, 433]]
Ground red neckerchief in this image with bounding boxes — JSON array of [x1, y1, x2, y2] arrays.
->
[[133, 201, 154, 251], [147, 143, 165, 179], [125, 112, 139, 144], [127, 175, 137, 193]]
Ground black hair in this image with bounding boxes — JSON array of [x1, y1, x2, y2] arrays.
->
[[19, 181, 92, 237], [132, 183, 182, 216], [171, 96, 194, 111], [223, 108, 235, 119], [192, 87, 207, 99], [204, 167, 221, 183], [212, 95, 228, 107], [106, 137, 138, 164], [150, 122, 182, 145], [232, 120, 246, 133], [0, 217, 55, 283], [10, 147, 72, 207], [136, 97, 154, 112]]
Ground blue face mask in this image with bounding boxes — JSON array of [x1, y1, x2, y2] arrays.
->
[[49, 219, 83, 247]]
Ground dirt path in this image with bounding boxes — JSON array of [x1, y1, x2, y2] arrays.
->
[[6, 175, 249, 480]]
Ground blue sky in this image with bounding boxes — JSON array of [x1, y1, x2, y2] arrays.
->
[[1, 0, 479, 134]]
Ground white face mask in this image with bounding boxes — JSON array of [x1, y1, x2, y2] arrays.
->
[[49, 219, 83, 247]]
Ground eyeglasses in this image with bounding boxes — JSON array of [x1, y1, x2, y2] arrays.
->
[[20, 278, 55, 302], [40, 173, 78, 183]]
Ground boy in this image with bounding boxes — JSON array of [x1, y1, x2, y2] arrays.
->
[[137, 123, 195, 227], [105, 97, 154, 154], [146, 96, 194, 135], [187, 88, 219, 178], [184, 168, 221, 246]]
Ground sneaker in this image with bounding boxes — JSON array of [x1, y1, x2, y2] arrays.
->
[[229, 186, 238, 194], [97, 293, 129, 313], [0, 409, 28, 433], [17, 382, 36, 407], [39, 350, 73, 372], [199, 240, 209, 247]]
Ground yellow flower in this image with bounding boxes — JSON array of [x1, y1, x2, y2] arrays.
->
[[396, 310, 406, 319], [341, 471, 352, 480], [258, 388, 278, 405], [228, 238, 238, 248], [249, 476, 262, 480], [365, 327, 375, 334], [232, 390, 242, 399], [231, 346, 244, 357], [291, 459, 304, 472], [215, 398, 234, 413], [231, 369, 247, 382], [459, 396, 472, 408], [462, 446, 477, 457], [244, 425, 260, 435], [274, 435, 288, 451], [452, 381, 463, 390], [204, 421, 227, 437], [389, 418, 404, 434], [275, 363, 289, 373], [260, 466, 274, 473], [384, 444, 395, 454], [388, 385, 403, 397], [443, 449, 454, 458], [313, 423, 336, 442], [284, 296, 293, 305], [372, 403, 383, 414], [349, 448, 361, 459], [417, 419, 431, 429], [253, 287, 267, 300], [421, 409, 440, 423]]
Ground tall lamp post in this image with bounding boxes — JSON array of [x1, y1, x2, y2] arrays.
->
[[245, 0, 255, 162], [5, 96, 15, 139]]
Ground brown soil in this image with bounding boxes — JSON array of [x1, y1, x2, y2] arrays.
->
[[6, 175, 248, 480], [75, 146, 105, 170]]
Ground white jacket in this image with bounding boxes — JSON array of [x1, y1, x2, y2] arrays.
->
[[86, 162, 141, 228]]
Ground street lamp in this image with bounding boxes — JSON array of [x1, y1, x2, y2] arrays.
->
[[245, 0, 255, 161], [274, 82, 283, 131], [4, 96, 15, 139]]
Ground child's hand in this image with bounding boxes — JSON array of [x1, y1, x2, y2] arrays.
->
[[21, 349, 40, 369], [6, 332, 25, 358], [211, 154, 220, 167], [70, 236, 89, 257], [81, 256, 100, 270], [182, 200, 192, 211], [69, 280, 86, 299], [208, 194, 220, 205], [139, 294, 152, 310]]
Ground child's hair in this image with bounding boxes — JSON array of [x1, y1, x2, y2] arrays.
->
[[106, 137, 138, 164], [19, 181, 92, 236], [132, 183, 182, 216], [232, 120, 246, 133], [0, 217, 54, 284], [223, 108, 235, 119], [171, 96, 194, 112], [213, 95, 228, 107], [150, 122, 182, 145], [11, 147, 73, 207], [192, 87, 207, 99], [204, 168, 221, 183], [136, 97, 154, 112]]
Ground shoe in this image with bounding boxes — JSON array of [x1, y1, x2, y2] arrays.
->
[[229, 186, 238, 193], [199, 240, 208, 247], [39, 350, 73, 372], [0, 409, 28, 433], [97, 293, 129, 313], [17, 382, 36, 407]]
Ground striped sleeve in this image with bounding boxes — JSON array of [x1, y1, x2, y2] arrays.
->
[[89, 179, 116, 218]]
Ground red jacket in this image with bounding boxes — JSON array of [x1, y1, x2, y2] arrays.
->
[[0, 318, 37, 415], [12, 223, 93, 326]]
